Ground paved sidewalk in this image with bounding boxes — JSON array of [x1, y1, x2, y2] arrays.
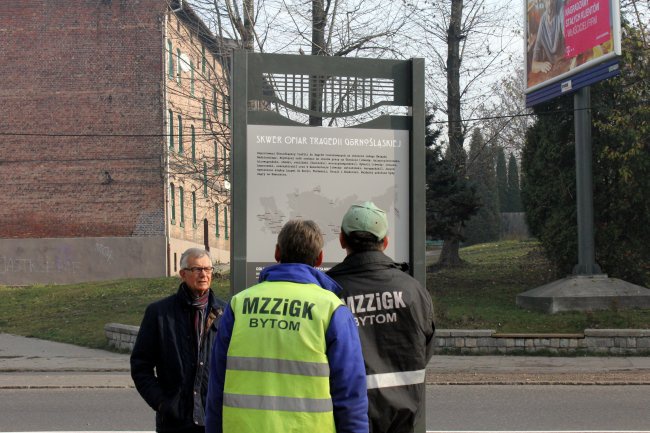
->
[[0, 333, 132, 389], [2, 333, 650, 388]]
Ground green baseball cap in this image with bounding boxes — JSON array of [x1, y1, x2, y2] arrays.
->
[[341, 201, 388, 239]]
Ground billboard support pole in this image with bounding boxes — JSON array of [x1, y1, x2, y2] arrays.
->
[[517, 0, 650, 313], [573, 86, 601, 276]]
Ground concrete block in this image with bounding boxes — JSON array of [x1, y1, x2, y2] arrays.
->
[[586, 329, 650, 337], [478, 337, 496, 347], [614, 337, 628, 348], [588, 337, 614, 348], [446, 329, 493, 337], [637, 338, 650, 349]]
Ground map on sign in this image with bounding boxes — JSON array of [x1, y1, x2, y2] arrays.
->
[[246, 124, 409, 264], [256, 185, 397, 256]]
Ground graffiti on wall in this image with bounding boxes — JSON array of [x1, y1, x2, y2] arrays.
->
[[0, 245, 82, 275]]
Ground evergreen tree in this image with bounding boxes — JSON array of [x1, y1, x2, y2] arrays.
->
[[495, 147, 508, 212], [507, 153, 523, 212], [424, 114, 480, 250], [464, 129, 500, 245]]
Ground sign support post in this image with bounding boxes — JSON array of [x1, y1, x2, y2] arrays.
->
[[573, 86, 601, 276]]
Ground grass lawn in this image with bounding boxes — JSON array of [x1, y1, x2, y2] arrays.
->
[[1, 239, 648, 350], [428, 239, 650, 333], [0, 277, 230, 350]]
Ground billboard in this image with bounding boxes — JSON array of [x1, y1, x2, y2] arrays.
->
[[525, 0, 621, 99], [245, 124, 410, 285]]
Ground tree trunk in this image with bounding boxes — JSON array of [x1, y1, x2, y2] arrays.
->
[[438, 223, 465, 267], [243, 0, 255, 51], [446, 0, 464, 172], [439, 0, 465, 267], [309, 0, 327, 126]]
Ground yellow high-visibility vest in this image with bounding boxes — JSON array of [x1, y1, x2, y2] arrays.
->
[[223, 280, 343, 433]]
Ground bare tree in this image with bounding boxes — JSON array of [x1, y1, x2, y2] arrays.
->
[[191, 0, 411, 125], [621, 0, 649, 46], [407, 0, 519, 266], [476, 67, 531, 156]]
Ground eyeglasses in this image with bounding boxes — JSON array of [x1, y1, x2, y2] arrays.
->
[[184, 267, 214, 274]]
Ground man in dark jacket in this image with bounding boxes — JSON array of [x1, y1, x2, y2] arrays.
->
[[131, 248, 226, 433], [327, 202, 435, 433]]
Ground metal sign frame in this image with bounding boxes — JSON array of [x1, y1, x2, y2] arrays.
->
[[230, 51, 425, 291]]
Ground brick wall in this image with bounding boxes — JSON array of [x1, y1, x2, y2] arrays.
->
[[164, 10, 232, 267], [0, 0, 166, 238]]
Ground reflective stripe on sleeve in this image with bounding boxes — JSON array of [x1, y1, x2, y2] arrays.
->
[[366, 369, 426, 389], [227, 356, 330, 377], [224, 393, 333, 412]]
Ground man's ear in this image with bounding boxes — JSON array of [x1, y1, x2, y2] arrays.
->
[[381, 236, 389, 251], [339, 232, 347, 249], [274, 244, 281, 263], [314, 250, 323, 267]]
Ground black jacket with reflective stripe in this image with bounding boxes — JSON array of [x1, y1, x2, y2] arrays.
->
[[327, 251, 435, 433], [131, 284, 226, 432]]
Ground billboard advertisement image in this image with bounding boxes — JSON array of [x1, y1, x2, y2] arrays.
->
[[525, 0, 621, 93]]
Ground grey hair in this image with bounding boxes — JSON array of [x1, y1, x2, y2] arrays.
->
[[180, 248, 212, 269]]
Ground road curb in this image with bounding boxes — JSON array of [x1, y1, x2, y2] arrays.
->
[[426, 371, 650, 385], [0, 372, 134, 389]]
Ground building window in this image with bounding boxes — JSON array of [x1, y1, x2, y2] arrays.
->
[[176, 48, 182, 84], [167, 40, 174, 78], [168, 110, 174, 151], [215, 204, 220, 237], [222, 95, 228, 124], [178, 114, 183, 154], [191, 125, 196, 161], [213, 86, 218, 116], [222, 144, 229, 180], [170, 183, 176, 223], [202, 98, 207, 130], [202, 46, 206, 74], [192, 192, 197, 228], [214, 141, 218, 173], [203, 162, 208, 197], [190, 61, 195, 95], [224, 206, 229, 240], [179, 186, 185, 227]]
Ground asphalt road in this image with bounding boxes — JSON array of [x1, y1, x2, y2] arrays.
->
[[426, 385, 650, 431], [1, 385, 650, 432]]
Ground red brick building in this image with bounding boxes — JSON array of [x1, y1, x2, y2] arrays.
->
[[0, 0, 231, 284]]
